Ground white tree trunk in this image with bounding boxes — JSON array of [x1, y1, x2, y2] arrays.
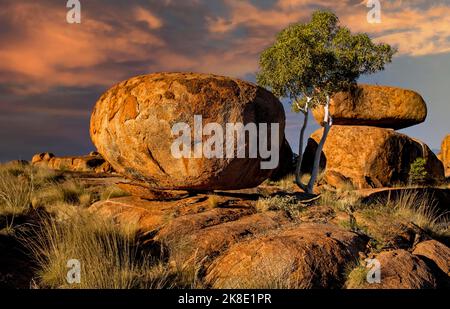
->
[[307, 95, 333, 194], [295, 98, 310, 191]]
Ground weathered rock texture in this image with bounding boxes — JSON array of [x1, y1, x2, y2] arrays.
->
[[312, 84, 427, 130], [90, 72, 286, 190], [32, 153, 113, 173], [301, 126, 444, 189], [413, 240, 450, 277], [348, 250, 437, 289], [439, 134, 450, 177], [205, 224, 367, 288]]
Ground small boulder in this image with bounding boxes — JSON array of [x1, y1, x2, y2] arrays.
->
[[312, 84, 427, 130], [31, 152, 55, 164], [347, 250, 437, 289]]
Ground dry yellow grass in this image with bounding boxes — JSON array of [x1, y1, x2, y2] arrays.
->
[[99, 185, 130, 201], [344, 262, 369, 289], [388, 190, 449, 238], [24, 212, 174, 289], [0, 170, 33, 217], [256, 195, 304, 219], [319, 189, 361, 212], [207, 195, 220, 208], [265, 174, 297, 192]]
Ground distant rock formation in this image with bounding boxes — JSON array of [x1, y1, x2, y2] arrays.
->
[[312, 84, 427, 130], [31, 152, 114, 173], [90, 72, 288, 191], [438, 134, 450, 177], [304, 85, 444, 189]]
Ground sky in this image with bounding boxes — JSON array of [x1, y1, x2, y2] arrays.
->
[[0, 0, 449, 161]]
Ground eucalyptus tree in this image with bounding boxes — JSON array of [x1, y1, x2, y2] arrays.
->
[[257, 10, 396, 194]]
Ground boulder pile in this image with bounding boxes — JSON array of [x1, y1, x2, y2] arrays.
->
[[303, 84, 444, 189]]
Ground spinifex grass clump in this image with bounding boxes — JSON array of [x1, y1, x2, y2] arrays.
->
[[0, 164, 34, 217], [25, 213, 170, 289]]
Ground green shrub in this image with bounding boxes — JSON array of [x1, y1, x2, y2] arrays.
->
[[409, 157, 428, 185]]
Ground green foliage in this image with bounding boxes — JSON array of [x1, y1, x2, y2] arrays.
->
[[257, 10, 397, 110], [409, 157, 428, 184]]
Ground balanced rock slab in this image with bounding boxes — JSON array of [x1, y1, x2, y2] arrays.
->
[[312, 84, 427, 129], [301, 126, 444, 189], [90, 72, 286, 190]]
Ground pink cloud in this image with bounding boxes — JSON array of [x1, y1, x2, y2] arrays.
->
[[210, 0, 450, 56], [1, 0, 450, 94], [0, 2, 164, 93]]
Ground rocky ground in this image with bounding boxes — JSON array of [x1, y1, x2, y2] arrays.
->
[[0, 162, 448, 289], [1, 75, 449, 289]]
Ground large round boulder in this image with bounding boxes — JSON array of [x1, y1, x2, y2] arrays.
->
[[90, 72, 286, 190], [312, 84, 427, 130], [301, 126, 444, 189]]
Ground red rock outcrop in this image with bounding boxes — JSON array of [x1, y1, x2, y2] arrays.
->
[[32, 153, 114, 173]]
